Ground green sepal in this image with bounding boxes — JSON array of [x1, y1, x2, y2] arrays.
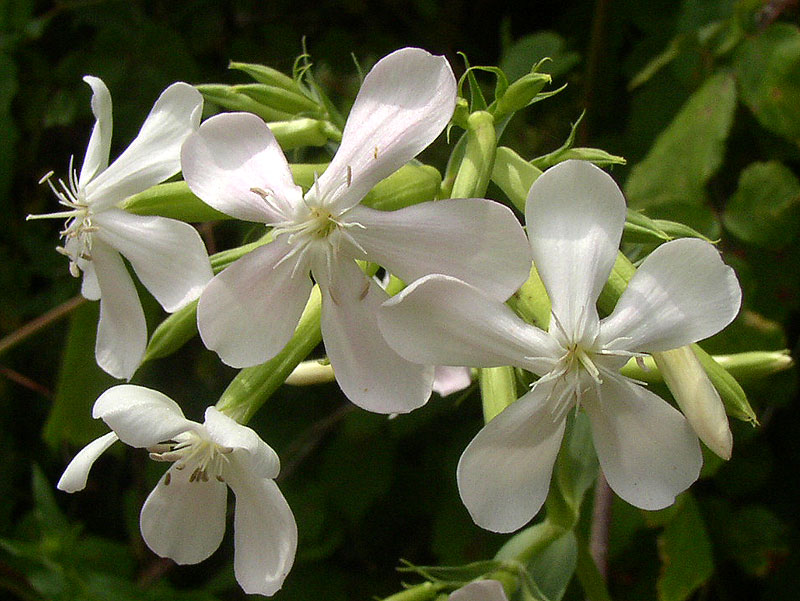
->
[[492, 71, 552, 122], [215, 286, 322, 424], [197, 83, 295, 122], [480, 366, 518, 423], [120, 181, 228, 221], [451, 110, 497, 199], [228, 60, 299, 92], [232, 82, 321, 115]]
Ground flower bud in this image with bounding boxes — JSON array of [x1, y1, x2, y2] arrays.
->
[[451, 110, 496, 199], [121, 181, 228, 221], [228, 60, 301, 92], [493, 72, 551, 122], [233, 83, 321, 116], [197, 84, 295, 122]]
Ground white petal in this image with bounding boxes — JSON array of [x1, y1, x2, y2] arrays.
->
[[140, 465, 228, 564], [78, 76, 112, 187], [93, 384, 197, 448], [94, 209, 212, 312], [181, 112, 303, 223], [319, 258, 434, 413], [204, 407, 280, 479], [583, 376, 702, 510], [344, 198, 531, 300], [378, 274, 560, 374], [433, 366, 472, 397], [526, 160, 626, 341], [226, 464, 297, 596], [57, 431, 119, 493], [457, 384, 566, 533], [449, 581, 509, 601], [80, 259, 101, 300], [313, 48, 456, 214], [85, 82, 203, 211], [599, 238, 742, 352], [91, 238, 147, 380], [197, 239, 313, 368]]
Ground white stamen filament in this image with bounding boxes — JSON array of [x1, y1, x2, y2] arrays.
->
[[148, 431, 232, 484]]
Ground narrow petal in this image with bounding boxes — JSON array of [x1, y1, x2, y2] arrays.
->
[[57, 431, 119, 493], [94, 209, 212, 312], [197, 239, 312, 368], [181, 112, 303, 223], [378, 275, 560, 375], [226, 464, 297, 596], [93, 384, 197, 448], [450, 581, 509, 601], [344, 198, 531, 300], [319, 258, 434, 413], [598, 238, 742, 352], [86, 82, 203, 211], [583, 376, 702, 511], [140, 466, 228, 565], [313, 48, 456, 214], [78, 76, 112, 188], [457, 384, 566, 533], [526, 160, 626, 340], [80, 260, 101, 300], [204, 407, 280, 479], [91, 239, 147, 380]]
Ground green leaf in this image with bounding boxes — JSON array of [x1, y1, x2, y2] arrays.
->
[[42, 302, 116, 449], [624, 71, 736, 232], [656, 494, 714, 601], [500, 31, 581, 81], [724, 506, 789, 577], [723, 161, 800, 248], [735, 23, 800, 143]]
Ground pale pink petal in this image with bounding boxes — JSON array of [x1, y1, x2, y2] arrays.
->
[[93, 384, 197, 448], [91, 238, 147, 380], [78, 76, 112, 187], [181, 112, 303, 223], [344, 198, 530, 300], [583, 376, 702, 510], [458, 384, 565, 533], [140, 465, 228, 564], [378, 274, 560, 375], [57, 431, 119, 493], [94, 209, 212, 312], [86, 82, 203, 211], [319, 257, 434, 413], [226, 463, 297, 596], [313, 48, 456, 214], [598, 238, 741, 352], [204, 407, 280, 479], [526, 160, 626, 342], [197, 239, 312, 368]]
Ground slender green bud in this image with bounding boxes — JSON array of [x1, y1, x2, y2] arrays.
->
[[712, 350, 794, 381], [480, 366, 518, 423], [492, 72, 551, 122], [380, 582, 445, 601], [228, 60, 300, 92], [451, 111, 496, 199], [268, 118, 338, 149], [233, 83, 321, 115], [120, 181, 228, 221], [653, 347, 733, 459], [197, 84, 295, 122], [215, 286, 322, 424], [490, 146, 542, 212], [363, 164, 442, 211], [534, 147, 626, 169]]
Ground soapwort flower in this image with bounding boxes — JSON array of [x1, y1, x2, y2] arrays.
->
[[28, 77, 212, 379], [181, 47, 531, 413], [378, 160, 742, 532], [57, 385, 297, 596]]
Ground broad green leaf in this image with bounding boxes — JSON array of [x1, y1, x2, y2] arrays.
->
[[624, 71, 736, 232], [500, 31, 581, 81], [43, 302, 116, 449], [656, 494, 714, 601], [735, 23, 800, 144], [724, 506, 789, 577], [723, 161, 800, 248]]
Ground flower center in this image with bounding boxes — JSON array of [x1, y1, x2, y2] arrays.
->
[[148, 431, 232, 484], [28, 164, 96, 278]]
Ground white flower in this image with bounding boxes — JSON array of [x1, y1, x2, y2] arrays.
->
[[181, 47, 531, 414], [378, 160, 742, 532], [28, 77, 213, 379], [449, 580, 509, 601], [57, 385, 297, 597], [433, 366, 473, 397]]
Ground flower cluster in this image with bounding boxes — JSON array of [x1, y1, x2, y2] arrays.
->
[[38, 47, 742, 596]]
